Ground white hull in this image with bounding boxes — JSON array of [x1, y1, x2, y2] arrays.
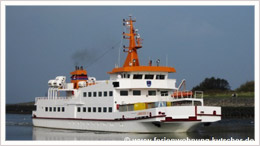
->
[[32, 118, 201, 133]]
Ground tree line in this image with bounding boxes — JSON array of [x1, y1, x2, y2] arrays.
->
[[192, 77, 254, 92]]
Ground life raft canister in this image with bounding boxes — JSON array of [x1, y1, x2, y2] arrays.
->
[[171, 91, 193, 98]]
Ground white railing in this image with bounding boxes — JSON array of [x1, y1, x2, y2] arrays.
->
[[194, 91, 204, 99], [35, 96, 72, 101]]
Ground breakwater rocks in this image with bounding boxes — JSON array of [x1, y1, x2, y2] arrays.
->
[[222, 107, 254, 119], [204, 97, 254, 107]]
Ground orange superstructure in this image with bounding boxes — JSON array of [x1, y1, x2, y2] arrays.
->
[[109, 15, 176, 74], [70, 66, 88, 89]]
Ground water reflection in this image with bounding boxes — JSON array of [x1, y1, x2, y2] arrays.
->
[[33, 127, 192, 141], [32, 119, 254, 141]]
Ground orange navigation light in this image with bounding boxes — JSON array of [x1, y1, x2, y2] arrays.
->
[[122, 15, 142, 67], [70, 66, 88, 89]]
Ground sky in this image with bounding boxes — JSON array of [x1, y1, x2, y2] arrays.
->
[[6, 6, 254, 104]]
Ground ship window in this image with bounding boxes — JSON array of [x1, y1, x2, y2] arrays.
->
[[145, 74, 154, 79], [45, 107, 48, 112], [93, 92, 97, 97], [53, 107, 56, 112], [133, 74, 143, 79], [99, 92, 102, 97], [104, 91, 107, 97], [156, 75, 165, 80], [88, 92, 92, 97], [103, 107, 107, 113], [113, 82, 120, 87], [49, 107, 52, 112], [133, 90, 141, 96], [119, 105, 127, 112], [109, 91, 113, 96], [77, 107, 81, 112], [62, 107, 65, 112], [83, 92, 87, 97], [161, 91, 168, 96], [88, 107, 91, 112], [93, 107, 96, 112], [98, 107, 102, 113], [109, 107, 112, 112], [83, 107, 86, 112], [148, 90, 156, 96], [57, 107, 60, 112], [120, 90, 128, 96]]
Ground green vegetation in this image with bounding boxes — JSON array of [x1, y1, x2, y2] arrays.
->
[[192, 77, 254, 98], [203, 91, 254, 98], [192, 77, 230, 91], [236, 81, 254, 92]]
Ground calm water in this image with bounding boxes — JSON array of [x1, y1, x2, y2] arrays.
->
[[6, 114, 254, 141]]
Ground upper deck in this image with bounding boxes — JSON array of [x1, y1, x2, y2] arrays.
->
[[108, 66, 176, 74]]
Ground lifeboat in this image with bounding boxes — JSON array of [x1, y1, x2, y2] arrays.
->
[[171, 91, 193, 98]]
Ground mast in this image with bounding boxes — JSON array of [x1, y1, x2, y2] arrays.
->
[[122, 15, 142, 67]]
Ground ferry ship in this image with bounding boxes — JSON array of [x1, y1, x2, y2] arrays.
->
[[32, 16, 221, 133]]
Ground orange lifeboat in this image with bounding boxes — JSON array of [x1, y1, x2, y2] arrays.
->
[[171, 91, 193, 98]]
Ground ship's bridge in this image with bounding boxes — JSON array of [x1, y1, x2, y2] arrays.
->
[[109, 69, 177, 90]]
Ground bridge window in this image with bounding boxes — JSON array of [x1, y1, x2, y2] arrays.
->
[[133, 90, 141, 96], [53, 107, 56, 112], [133, 74, 143, 79], [93, 107, 96, 112], [156, 75, 165, 80], [148, 90, 156, 96], [93, 92, 97, 97], [120, 90, 128, 96], [88, 92, 92, 97], [57, 107, 60, 112], [83, 107, 86, 112], [161, 91, 169, 96], [45, 107, 48, 112], [77, 107, 81, 112], [145, 74, 154, 79], [62, 107, 65, 112], [88, 107, 91, 112], [49, 107, 52, 112]]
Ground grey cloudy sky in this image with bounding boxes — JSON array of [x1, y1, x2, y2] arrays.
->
[[6, 6, 254, 103]]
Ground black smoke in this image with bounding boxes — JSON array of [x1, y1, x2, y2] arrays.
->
[[71, 48, 98, 67]]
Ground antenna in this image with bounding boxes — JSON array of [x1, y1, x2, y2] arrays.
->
[[166, 54, 168, 66]]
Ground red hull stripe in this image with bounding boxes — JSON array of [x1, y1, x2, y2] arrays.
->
[[32, 115, 165, 122], [161, 116, 201, 122], [197, 114, 222, 117]]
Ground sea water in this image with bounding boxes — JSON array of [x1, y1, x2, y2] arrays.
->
[[6, 114, 254, 141]]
